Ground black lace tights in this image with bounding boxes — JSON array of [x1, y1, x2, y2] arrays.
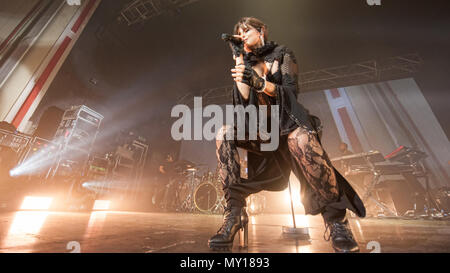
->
[[216, 126, 242, 208], [287, 127, 339, 204], [216, 126, 340, 208]]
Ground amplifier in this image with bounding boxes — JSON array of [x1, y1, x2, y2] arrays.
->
[[53, 105, 103, 176], [0, 129, 31, 153], [15, 137, 60, 177], [86, 156, 109, 181], [54, 105, 103, 151], [0, 129, 32, 177]]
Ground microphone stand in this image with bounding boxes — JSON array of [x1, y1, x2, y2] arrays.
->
[[282, 179, 309, 239]]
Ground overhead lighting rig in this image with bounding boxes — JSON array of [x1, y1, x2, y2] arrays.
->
[[119, 0, 199, 26]]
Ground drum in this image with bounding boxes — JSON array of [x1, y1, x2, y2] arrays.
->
[[160, 180, 179, 210], [176, 180, 192, 209], [194, 182, 220, 214], [176, 175, 201, 212], [247, 194, 266, 215]]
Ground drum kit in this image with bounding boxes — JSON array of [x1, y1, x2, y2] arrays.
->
[[156, 160, 267, 215], [158, 160, 226, 214]]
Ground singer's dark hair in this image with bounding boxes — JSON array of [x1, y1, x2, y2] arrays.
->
[[234, 17, 268, 43]]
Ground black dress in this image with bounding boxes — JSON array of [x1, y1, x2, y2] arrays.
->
[[218, 42, 366, 219]]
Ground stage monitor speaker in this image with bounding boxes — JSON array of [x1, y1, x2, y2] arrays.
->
[[34, 106, 64, 140]]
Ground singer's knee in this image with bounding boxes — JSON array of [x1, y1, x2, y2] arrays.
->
[[216, 125, 234, 148]]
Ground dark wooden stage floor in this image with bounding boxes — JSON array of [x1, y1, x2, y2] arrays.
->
[[0, 211, 449, 253]]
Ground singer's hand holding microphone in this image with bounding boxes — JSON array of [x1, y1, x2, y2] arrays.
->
[[222, 33, 266, 92], [221, 33, 245, 58]]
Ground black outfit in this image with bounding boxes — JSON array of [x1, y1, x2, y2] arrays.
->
[[218, 42, 366, 222], [154, 160, 177, 208], [158, 161, 176, 183]]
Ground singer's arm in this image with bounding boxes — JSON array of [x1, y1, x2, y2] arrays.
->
[[233, 55, 251, 100], [232, 55, 276, 100]]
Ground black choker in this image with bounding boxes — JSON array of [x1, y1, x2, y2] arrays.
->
[[244, 41, 278, 66]]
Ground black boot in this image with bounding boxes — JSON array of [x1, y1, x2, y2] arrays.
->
[[208, 207, 249, 251], [324, 218, 359, 253]]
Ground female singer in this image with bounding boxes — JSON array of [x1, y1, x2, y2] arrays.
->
[[208, 17, 365, 252]]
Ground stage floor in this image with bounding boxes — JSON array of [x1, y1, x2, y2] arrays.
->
[[0, 211, 449, 253]]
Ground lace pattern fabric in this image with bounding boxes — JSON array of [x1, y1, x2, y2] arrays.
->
[[226, 44, 365, 217], [287, 127, 340, 205], [216, 126, 247, 208], [216, 125, 341, 210]]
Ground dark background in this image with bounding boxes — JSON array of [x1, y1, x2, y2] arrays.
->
[[33, 0, 450, 158]]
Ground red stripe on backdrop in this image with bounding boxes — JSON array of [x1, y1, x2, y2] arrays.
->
[[337, 107, 363, 153], [330, 88, 341, 99], [0, 0, 43, 53], [12, 36, 72, 128], [71, 0, 96, 33]]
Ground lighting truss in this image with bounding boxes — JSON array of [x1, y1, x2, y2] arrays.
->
[[298, 53, 422, 92], [119, 0, 199, 26], [176, 85, 234, 108], [177, 53, 422, 107]]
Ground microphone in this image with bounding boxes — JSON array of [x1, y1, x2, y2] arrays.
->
[[221, 33, 242, 44]]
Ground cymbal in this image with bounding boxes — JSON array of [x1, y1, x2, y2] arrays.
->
[[174, 160, 196, 166], [175, 160, 208, 168]]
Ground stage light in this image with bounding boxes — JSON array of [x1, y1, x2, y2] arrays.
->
[[20, 196, 53, 210], [248, 203, 257, 215], [9, 169, 19, 177], [93, 200, 110, 210], [285, 173, 302, 207], [82, 180, 132, 194], [8, 137, 64, 177], [284, 188, 301, 207], [9, 134, 103, 177]]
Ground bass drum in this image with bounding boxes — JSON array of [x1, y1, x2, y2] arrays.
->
[[194, 182, 220, 214]]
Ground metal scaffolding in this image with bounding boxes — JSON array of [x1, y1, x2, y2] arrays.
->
[[177, 53, 423, 107], [119, 0, 199, 26], [299, 53, 422, 92]]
